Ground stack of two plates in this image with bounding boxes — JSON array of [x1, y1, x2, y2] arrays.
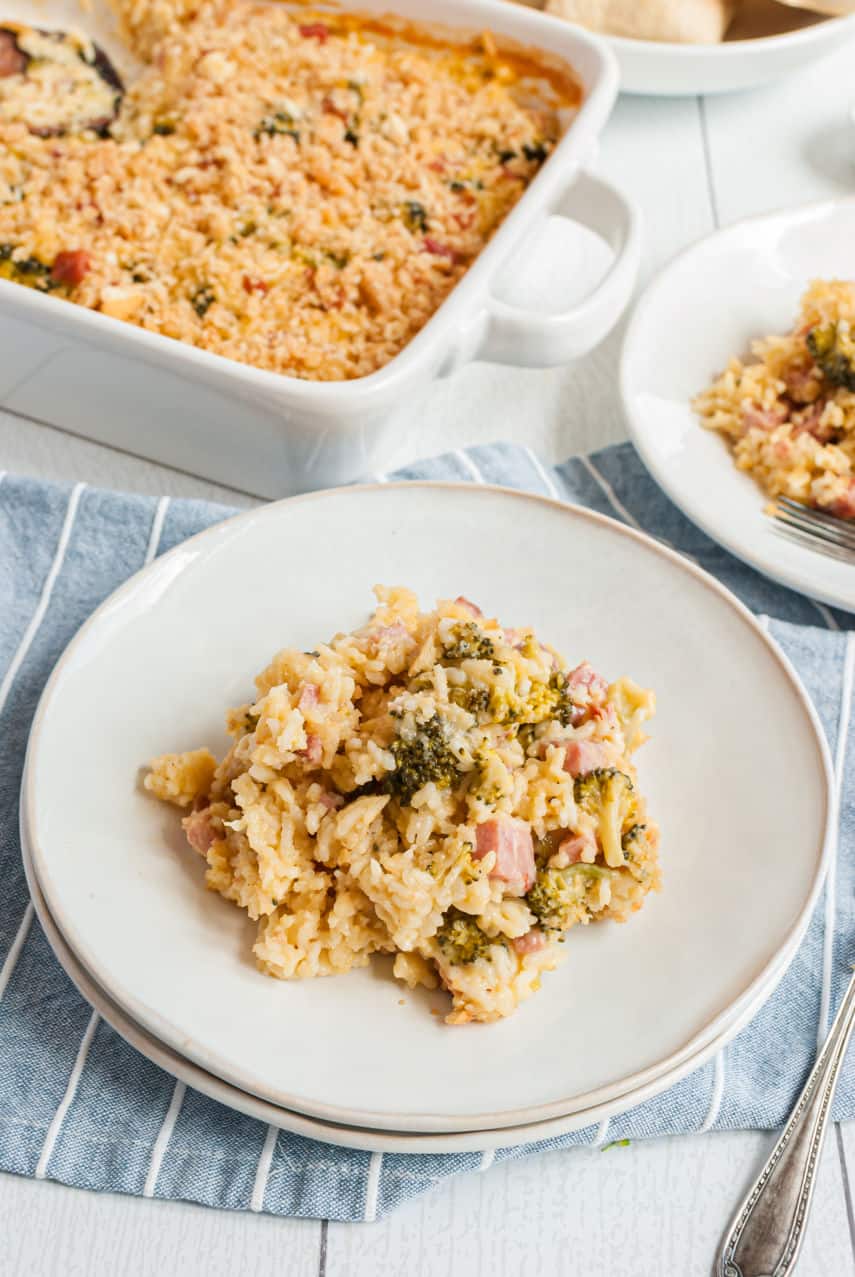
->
[[21, 484, 833, 1153]]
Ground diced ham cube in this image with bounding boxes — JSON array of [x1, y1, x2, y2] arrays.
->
[[298, 21, 329, 40], [0, 29, 26, 77], [512, 929, 547, 956], [741, 403, 788, 434], [784, 363, 820, 404], [317, 789, 343, 811], [423, 237, 461, 263], [827, 481, 855, 520], [299, 732, 323, 765], [566, 662, 607, 696], [455, 596, 482, 617], [556, 833, 592, 865], [473, 816, 535, 894], [562, 740, 610, 778], [183, 807, 217, 855], [51, 250, 91, 288], [298, 682, 320, 712]]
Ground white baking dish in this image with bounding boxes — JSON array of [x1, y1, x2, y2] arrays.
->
[[0, 0, 637, 496]]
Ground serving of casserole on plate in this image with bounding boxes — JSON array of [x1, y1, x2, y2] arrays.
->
[[145, 586, 659, 1026]]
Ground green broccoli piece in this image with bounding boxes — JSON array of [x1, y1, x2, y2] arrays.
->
[[387, 714, 460, 805], [526, 864, 611, 931], [436, 908, 493, 965], [442, 623, 495, 662], [448, 685, 491, 716], [548, 671, 581, 727], [621, 823, 647, 860], [574, 768, 635, 868], [402, 200, 428, 233], [806, 323, 855, 392]]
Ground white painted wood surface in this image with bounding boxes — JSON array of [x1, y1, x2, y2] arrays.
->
[[2, 32, 855, 1277]]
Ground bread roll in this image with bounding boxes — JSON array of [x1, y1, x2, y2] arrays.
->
[[544, 0, 735, 42]]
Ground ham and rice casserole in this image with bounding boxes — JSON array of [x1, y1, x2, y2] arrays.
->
[[0, 0, 579, 380], [146, 588, 660, 1024], [694, 281, 855, 518]]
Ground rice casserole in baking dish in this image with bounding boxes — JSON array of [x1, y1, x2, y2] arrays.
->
[[0, 1, 581, 381], [146, 588, 660, 1025]]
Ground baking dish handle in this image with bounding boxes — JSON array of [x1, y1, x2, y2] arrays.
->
[[472, 170, 641, 369]]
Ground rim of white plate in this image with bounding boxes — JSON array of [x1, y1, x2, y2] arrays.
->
[[620, 195, 855, 615], [23, 482, 835, 1130], [21, 812, 804, 1154]]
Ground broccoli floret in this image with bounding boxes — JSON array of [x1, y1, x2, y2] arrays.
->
[[436, 908, 493, 965], [807, 322, 855, 392], [442, 623, 495, 662], [387, 714, 460, 805], [526, 864, 611, 931], [621, 823, 647, 860], [548, 671, 580, 727], [448, 685, 491, 716], [574, 768, 635, 868]]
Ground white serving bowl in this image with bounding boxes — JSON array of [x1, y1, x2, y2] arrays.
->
[[608, 7, 855, 95], [0, 0, 638, 496]]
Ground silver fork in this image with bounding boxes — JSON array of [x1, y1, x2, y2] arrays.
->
[[769, 497, 855, 564], [715, 967, 855, 1276]]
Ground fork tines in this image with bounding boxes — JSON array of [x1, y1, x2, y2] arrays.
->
[[769, 497, 855, 564]]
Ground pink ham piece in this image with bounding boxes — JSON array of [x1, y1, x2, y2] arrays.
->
[[299, 733, 323, 766], [741, 403, 788, 434], [183, 807, 217, 855], [784, 363, 820, 404], [512, 929, 547, 956], [373, 623, 412, 645], [828, 481, 855, 520], [566, 662, 607, 697], [562, 740, 610, 778], [556, 833, 591, 865], [317, 790, 343, 812], [455, 596, 482, 617], [473, 816, 535, 894], [298, 682, 320, 712]]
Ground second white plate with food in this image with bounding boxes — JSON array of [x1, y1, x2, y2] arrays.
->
[[24, 483, 832, 1131], [622, 197, 855, 615]]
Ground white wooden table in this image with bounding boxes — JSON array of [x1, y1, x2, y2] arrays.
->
[[2, 40, 855, 1277]]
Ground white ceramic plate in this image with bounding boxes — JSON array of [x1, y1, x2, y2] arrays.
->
[[21, 817, 802, 1154], [24, 484, 833, 1132], [621, 198, 855, 614], [605, 5, 855, 95]]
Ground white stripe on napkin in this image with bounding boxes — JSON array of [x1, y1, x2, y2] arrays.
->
[[479, 1149, 495, 1172], [0, 903, 34, 1003], [35, 1009, 99, 1178], [524, 445, 560, 501], [698, 1050, 726, 1133], [250, 1123, 278, 1212], [145, 496, 170, 564], [454, 449, 484, 483], [0, 483, 84, 997], [579, 456, 642, 533], [819, 631, 855, 1043], [143, 1080, 186, 1198], [592, 1118, 610, 1147], [363, 1151, 383, 1222], [0, 482, 84, 715]]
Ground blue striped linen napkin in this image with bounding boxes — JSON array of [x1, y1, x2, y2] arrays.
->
[[0, 440, 852, 1223]]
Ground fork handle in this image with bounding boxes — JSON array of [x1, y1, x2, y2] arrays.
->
[[716, 968, 855, 1277]]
